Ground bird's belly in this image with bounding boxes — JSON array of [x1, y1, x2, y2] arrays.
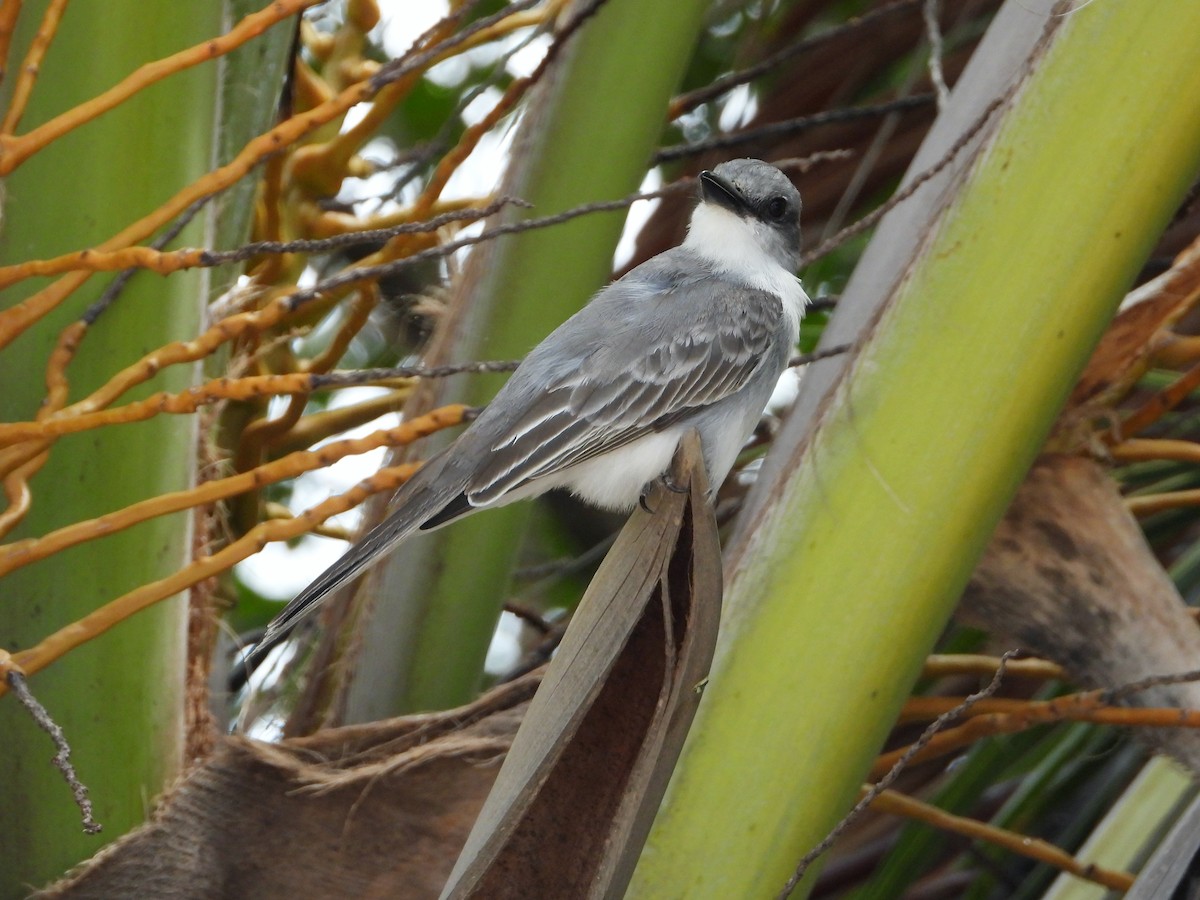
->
[[555, 428, 687, 512]]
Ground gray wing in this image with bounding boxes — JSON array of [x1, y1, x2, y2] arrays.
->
[[233, 266, 786, 685], [467, 277, 784, 504]]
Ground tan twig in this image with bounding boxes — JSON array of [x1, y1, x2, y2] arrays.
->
[[1117, 360, 1200, 442], [0, 405, 467, 578], [868, 788, 1133, 890], [1, 457, 435, 690], [921, 653, 1066, 682]]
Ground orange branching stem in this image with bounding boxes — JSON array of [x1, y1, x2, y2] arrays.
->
[[898, 693, 1200, 724], [0, 193, 497, 281], [240, 282, 384, 458], [263, 502, 353, 541], [0, 320, 88, 535], [43, 318, 85, 413], [0, 438, 45, 487], [274, 391, 411, 454], [384, 0, 580, 228], [0, 296, 293, 502], [291, 9, 462, 197], [1127, 489, 1200, 517], [1, 460, 426, 693], [407, 29, 553, 221], [921, 653, 1065, 682], [0, 368, 426, 446], [1116, 360, 1200, 442], [0, 1, 541, 345], [866, 788, 1136, 891], [0, 404, 466, 578], [0, 0, 24, 90], [250, 143, 288, 283], [0, 0, 66, 135], [875, 693, 1200, 775], [306, 282, 379, 375], [0, 9, 484, 346], [0, 453, 42, 538], [304, 195, 481, 239], [62, 291, 297, 418], [0, 241, 227, 284], [1111, 437, 1200, 465], [0, 0, 321, 172], [454, 6, 551, 52], [322, 4, 549, 185], [1154, 334, 1200, 369], [237, 381, 310, 467]]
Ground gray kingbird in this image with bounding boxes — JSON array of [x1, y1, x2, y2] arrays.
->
[[238, 158, 808, 681]]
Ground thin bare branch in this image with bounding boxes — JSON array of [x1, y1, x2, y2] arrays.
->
[[669, 0, 922, 116], [655, 97, 933, 164], [1105, 666, 1200, 704], [200, 196, 528, 266], [4, 668, 100, 834], [800, 96, 1005, 267], [285, 180, 700, 311], [788, 344, 851, 369], [309, 359, 521, 390], [86, 196, 211, 325], [923, 0, 950, 109]]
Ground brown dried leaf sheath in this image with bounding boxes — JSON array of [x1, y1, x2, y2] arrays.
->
[[39, 673, 536, 898], [443, 431, 723, 900]]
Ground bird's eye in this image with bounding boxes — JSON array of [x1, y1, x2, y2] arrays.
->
[[766, 196, 788, 219]]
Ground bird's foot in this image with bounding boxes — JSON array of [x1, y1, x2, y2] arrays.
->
[[660, 472, 688, 494], [639, 489, 656, 514], [639, 472, 688, 513]]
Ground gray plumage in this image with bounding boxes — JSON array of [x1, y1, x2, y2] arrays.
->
[[237, 158, 807, 682]]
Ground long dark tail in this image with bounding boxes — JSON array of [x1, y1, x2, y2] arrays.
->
[[231, 453, 472, 689]]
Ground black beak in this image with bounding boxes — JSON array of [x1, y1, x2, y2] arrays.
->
[[699, 170, 749, 215]]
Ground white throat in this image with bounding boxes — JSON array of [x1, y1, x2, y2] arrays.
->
[[683, 203, 808, 336]]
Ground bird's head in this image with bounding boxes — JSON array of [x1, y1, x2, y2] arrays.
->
[[690, 159, 802, 274]]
